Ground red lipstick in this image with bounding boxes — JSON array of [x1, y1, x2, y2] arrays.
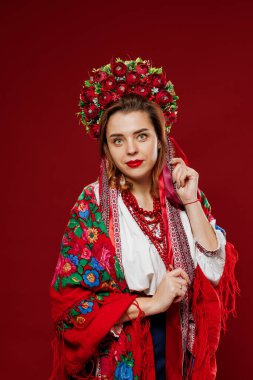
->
[[126, 160, 143, 168]]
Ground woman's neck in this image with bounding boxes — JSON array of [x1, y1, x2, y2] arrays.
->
[[127, 177, 154, 211]]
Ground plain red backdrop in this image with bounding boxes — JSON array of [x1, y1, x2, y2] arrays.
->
[[1, 0, 252, 378]]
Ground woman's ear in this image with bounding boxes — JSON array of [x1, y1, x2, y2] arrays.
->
[[158, 141, 162, 149]]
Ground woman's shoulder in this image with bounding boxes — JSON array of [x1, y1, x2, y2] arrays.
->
[[73, 179, 100, 209]]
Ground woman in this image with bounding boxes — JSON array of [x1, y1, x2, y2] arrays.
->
[[49, 57, 238, 380]]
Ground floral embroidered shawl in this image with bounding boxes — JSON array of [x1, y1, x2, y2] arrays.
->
[[49, 138, 239, 380]]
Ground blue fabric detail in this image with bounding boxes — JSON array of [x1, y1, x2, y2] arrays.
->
[[215, 224, 226, 236], [149, 312, 166, 379]]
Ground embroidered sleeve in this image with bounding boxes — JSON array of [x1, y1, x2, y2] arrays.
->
[[194, 189, 227, 285], [194, 220, 226, 286], [194, 221, 226, 257]]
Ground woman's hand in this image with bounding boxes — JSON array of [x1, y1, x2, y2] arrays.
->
[[151, 267, 190, 314], [170, 157, 199, 204], [117, 267, 190, 322]]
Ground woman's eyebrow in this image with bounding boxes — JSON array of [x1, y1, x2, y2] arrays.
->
[[109, 128, 149, 138]]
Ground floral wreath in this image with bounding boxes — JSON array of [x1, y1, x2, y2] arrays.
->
[[76, 57, 179, 140]]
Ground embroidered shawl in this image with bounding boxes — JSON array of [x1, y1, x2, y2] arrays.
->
[[49, 138, 239, 380]]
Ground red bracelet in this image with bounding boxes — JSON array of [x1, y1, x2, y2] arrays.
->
[[183, 198, 201, 206]]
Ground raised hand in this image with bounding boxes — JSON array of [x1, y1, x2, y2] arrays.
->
[[170, 157, 199, 204]]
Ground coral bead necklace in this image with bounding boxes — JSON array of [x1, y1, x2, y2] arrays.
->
[[121, 189, 169, 268]]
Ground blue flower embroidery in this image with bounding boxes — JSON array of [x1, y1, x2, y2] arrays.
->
[[69, 254, 79, 266], [90, 257, 104, 272], [78, 209, 90, 219], [115, 362, 133, 380], [83, 269, 100, 287], [78, 300, 93, 315]]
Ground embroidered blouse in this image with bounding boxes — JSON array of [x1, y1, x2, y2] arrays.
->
[[94, 181, 226, 295]]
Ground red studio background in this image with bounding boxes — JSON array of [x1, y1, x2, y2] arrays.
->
[[1, 1, 252, 379]]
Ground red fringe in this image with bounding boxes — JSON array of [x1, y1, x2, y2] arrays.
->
[[216, 241, 240, 332], [191, 267, 214, 379], [191, 241, 240, 379], [49, 321, 67, 380], [128, 300, 155, 379]]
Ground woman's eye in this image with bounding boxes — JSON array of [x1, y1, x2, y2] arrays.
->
[[138, 133, 147, 140], [113, 139, 122, 145]]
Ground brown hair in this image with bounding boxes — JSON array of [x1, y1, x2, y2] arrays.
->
[[98, 93, 167, 198]]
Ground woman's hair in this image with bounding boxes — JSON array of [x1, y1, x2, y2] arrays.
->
[[98, 93, 167, 198]]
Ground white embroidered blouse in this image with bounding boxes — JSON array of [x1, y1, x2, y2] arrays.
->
[[93, 182, 226, 295]]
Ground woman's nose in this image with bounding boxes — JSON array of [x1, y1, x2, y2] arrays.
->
[[126, 139, 138, 154]]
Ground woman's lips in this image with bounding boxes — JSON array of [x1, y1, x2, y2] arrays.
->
[[126, 160, 143, 168]]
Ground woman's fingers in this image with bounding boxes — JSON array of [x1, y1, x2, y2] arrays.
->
[[178, 167, 188, 188], [172, 162, 188, 188], [170, 157, 186, 166], [173, 285, 188, 303], [175, 277, 188, 287], [168, 267, 190, 284]]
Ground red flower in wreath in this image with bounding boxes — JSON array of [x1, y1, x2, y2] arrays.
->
[[83, 104, 100, 121], [93, 70, 108, 82], [148, 73, 167, 88], [155, 90, 173, 106], [134, 85, 151, 97], [102, 75, 116, 91], [164, 110, 177, 125], [81, 86, 95, 103], [98, 91, 114, 107], [135, 62, 149, 75], [116, 81, 129, 96], [111, 61, 127, 77], [90, 124, 100, 139], [126, 71, 141, 86]]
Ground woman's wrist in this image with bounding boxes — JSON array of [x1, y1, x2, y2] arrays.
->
[[182, 195, 201, 206], [184, 199, 203, 215], [118, 296, 156, 323]]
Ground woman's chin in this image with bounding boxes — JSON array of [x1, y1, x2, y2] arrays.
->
[[124, 171, 152, 184]]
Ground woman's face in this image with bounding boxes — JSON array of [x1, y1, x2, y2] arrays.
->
[[106, 110, 160, 185]]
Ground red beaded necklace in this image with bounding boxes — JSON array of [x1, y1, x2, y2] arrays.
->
[[121, 189, 169, 268]]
